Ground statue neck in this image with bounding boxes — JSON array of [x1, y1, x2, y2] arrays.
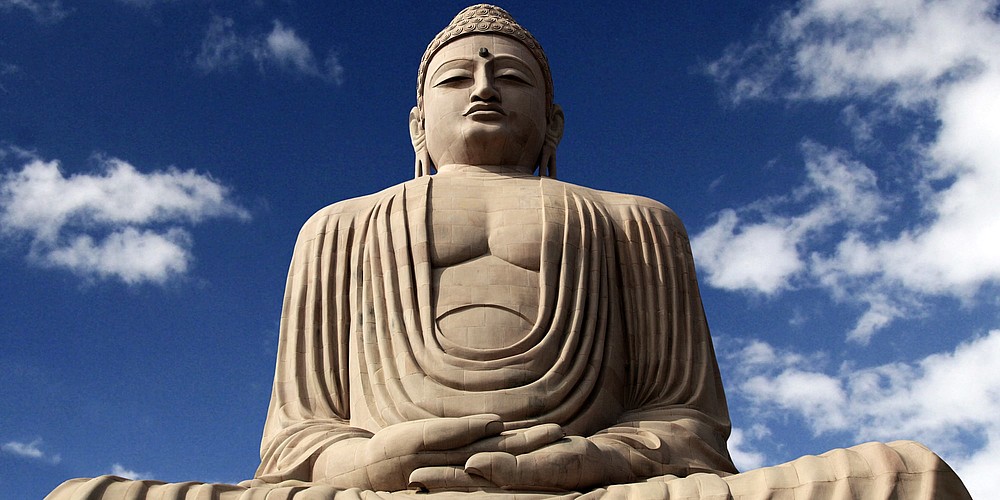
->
[[435, 164, 536, 176]]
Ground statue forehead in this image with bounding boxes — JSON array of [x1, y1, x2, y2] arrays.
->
[[416, 4, 553, 110], [428, 34, 542, 73]]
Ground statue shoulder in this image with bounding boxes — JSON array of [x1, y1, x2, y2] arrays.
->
[[295, 180, 415, 239], [566, 183, 688, 234]]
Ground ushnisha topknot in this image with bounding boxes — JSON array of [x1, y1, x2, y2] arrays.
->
[[416, 4, 554, 113]]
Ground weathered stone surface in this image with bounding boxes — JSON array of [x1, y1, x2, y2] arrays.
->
[[46, 4, 971, 499]]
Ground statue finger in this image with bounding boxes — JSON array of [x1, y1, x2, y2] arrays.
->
[[419, 414, 504, 451], [465, 423, 565, 455], [469, 451, 585, 491], [407, 466, 497, 492], [370, 414, 502, 454], [463, 451, 519, 485], [465, 438, 601, 491], [360, 450, 474, 492], [377, 449, 498, 490]]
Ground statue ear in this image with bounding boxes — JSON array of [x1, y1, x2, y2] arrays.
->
[[409, 106, 433, 177], [539, 104, 564, 178]]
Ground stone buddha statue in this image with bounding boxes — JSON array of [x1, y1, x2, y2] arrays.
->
[[47, 5, 971, 499], [253, 7, 736, 492]]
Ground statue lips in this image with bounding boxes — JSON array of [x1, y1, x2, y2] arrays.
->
[[463, 102, 506, 120]]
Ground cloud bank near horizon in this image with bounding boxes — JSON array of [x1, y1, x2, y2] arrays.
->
[[722, 329, 1000, 500]]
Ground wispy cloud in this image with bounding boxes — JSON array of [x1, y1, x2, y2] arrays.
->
[[698, 0, 1000, 341], [115, 0, 170, 7], [1, 438, 61, 464], [0, 0, 68, 23], [0, 61, 19, 94], [723, 331, 1000, 500], [692, 141, 886, 296], [196, 16, 343, 84], [110, 463, 153, 480], [0, 149, 249, 284]]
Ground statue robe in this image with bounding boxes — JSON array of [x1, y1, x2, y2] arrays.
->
[[46, 175, 971, 499], [256, 175, 737, 482]]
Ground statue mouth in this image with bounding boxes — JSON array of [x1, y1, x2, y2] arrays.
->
[[463, 103, 506, 116]]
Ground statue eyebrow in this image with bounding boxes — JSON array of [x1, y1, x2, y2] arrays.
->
[[492, 55, 540, 84], [428, 58, 474, 83], [427, 53, 540, 86]]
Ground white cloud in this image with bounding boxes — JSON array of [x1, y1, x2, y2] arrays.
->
[[745, 369, 851, 434], [196, 16, 343, 84], [724, 331, 1000, 500], [0, 151, 249, 284], [700, 0, 1000, 340], [728, 427, 768, 471], [265, 21, 316, 74], [0, 0, 67, 23], [110, 463, 153, 480], [692, 141, 885, 297], [44, 227, 192, 284], [1, 438, 61, 464], [691, 209, 803, 295]]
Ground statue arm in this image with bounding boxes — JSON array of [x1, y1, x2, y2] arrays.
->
[[604, 199, 736, 477], [254, 204, 374, 484]]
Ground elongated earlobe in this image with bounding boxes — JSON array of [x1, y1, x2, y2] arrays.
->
[[539, 104, 564, 178], [409, 107, 433, 177]]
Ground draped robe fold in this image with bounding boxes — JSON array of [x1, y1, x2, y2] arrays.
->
[[255, 175, 736, 482], [45, 174, 972, 499]]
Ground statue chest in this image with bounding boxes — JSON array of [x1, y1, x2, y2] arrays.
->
[[424, 175, 545, 350], [425, 175, 544, 271]]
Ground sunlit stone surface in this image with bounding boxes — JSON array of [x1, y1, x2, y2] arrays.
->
[[47, 5, 971, 499]]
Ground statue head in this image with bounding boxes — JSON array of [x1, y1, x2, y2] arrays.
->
[[410, 4, 564, 177]]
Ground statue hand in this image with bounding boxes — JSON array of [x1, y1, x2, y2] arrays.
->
[[316, 415, 564, 492], [464, 436, 636, 491], [406, 423, 566, 491]]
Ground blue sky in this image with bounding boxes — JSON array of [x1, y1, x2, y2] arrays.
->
[[2, 1, 998, 498]]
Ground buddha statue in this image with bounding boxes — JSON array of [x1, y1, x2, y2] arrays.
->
[[47, 5, 971, 499]]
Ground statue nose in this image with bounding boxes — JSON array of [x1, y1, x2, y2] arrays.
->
[[471, 70, 500, 103]]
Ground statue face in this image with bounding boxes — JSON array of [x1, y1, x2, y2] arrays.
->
[[422, 34, 548, 171]]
